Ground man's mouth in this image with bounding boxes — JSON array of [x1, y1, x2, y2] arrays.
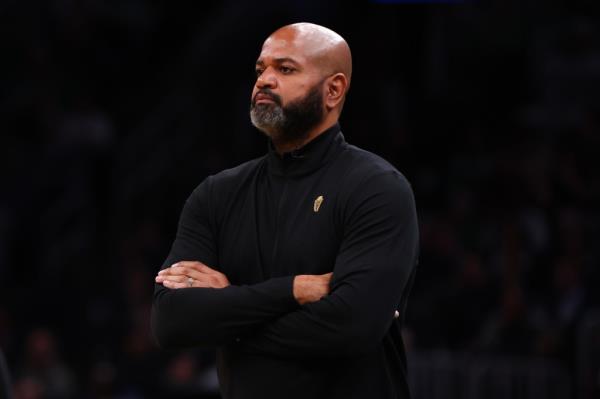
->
[[254, 92, 279, 106]]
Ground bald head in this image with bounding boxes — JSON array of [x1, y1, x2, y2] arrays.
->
[[265, 22, 352, 88]]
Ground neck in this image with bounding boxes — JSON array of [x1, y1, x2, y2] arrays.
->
[[272, 115, 338, 155]]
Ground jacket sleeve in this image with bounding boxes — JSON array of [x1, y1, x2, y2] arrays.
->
[[238, 171, 419, 358], [151, 177, 299, 350]]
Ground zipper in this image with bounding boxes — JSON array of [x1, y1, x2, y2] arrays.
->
[[270, 177, 288, 273]]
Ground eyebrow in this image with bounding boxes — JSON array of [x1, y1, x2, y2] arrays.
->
[[255, 57, 301, 67]]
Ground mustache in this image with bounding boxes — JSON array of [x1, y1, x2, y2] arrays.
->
[[251, 88, 282, 107]]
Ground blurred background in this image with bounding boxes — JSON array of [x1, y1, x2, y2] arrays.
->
[[1, 0, 600, 398]]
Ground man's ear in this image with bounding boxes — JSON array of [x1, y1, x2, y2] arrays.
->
[[325, 73, 348, 110]]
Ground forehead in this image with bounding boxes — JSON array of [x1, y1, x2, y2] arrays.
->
[[257, 34, 312, 65]]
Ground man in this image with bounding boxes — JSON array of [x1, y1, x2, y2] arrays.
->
[[152, 22, 419, 399]]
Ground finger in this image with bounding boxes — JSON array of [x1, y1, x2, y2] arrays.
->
[[171, 261, 218, 274], [159, 265, 204, 277], [171, 262, 228, 285], [156, 275, 187, 284], [162, 279, 189, 289], [173, 266, 217, 284], [186, 273, 227, 288], [158, 273, 225, 288], [162, 275, 221, 289], [157, 267, 183, 276], [159, 266, 190, 277]]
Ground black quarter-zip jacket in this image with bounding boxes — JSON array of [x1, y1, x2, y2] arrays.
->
[[152, 123, 419, 399]]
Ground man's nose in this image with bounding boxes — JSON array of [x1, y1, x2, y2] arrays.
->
[[255, 68, 277, 89]]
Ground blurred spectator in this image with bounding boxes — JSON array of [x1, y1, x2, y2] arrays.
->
[[13, 329, 76, 399]]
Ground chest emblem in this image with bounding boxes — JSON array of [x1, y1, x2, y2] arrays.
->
[[313, 195, 324, 212]]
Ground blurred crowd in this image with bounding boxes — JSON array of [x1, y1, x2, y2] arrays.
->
[[1, 1, 599, 398]]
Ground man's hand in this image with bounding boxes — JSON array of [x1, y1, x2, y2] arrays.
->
[[293, 273, 333, 305], [155, 261, 230, 289]]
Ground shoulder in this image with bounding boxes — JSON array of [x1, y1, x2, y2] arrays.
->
[[338, 144, 413, 196], [191, 156, 265, 197], [335, 145, 417, 225], [183, 155, 265, 222], [211, 156, 265, 185]]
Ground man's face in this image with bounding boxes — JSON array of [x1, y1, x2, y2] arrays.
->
[[250, 33, 326, 143]]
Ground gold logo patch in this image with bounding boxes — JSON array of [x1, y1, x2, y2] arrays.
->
[[313, 195, 324, 212]]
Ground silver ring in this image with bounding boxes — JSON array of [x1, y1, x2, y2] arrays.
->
[[187, 277, 194, 287]]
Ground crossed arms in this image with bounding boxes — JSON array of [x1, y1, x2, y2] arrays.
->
[[151, 171, 419, 358], [156, 261, 333, 305]]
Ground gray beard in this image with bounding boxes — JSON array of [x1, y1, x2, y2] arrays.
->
[[250, 103, 286, 139], [249, 82, 325, 145]]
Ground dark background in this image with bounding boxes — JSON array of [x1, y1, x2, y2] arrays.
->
[[1, 1, 599, 398]]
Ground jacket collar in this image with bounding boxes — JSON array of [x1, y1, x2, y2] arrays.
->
[[266, 123, 345, 177]]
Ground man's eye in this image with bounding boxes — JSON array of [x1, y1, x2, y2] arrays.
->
[[280, 66, 294, 74], [255, 69, 264, 77]]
